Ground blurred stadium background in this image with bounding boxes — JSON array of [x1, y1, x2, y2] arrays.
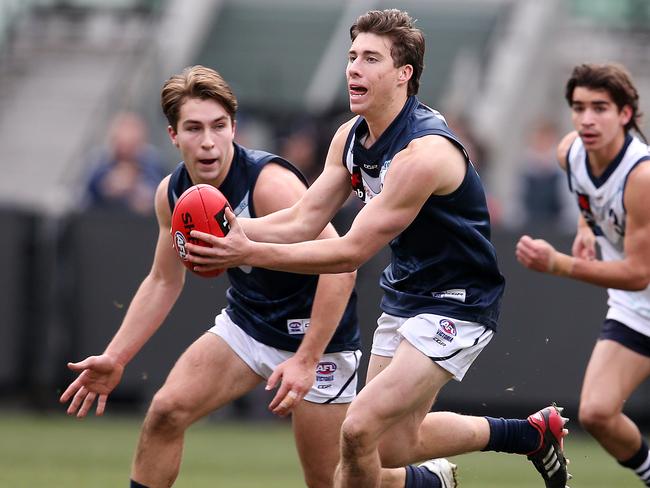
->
[[1, 0, 649, 486]]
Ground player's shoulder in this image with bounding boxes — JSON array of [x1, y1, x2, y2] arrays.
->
[[403, 134, 463, 167], [627, 156, 650, 185], [623, 158, 650, 216], [557, 131, 579, 170], [257, 159, 303, 186], [255, 159, 307, 214], [154, 174, 173, 224]]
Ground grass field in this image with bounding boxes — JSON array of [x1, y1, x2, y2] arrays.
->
[[0, 412, 642, 487]]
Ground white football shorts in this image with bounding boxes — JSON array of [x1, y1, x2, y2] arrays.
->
[[371, 312, 494, 381], [209, 311, 361, 404]]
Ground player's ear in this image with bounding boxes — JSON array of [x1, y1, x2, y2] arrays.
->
[[398, 65, 413, 83], [167, 125, 179, 147], [399, 64, 413, 81], [620, 105, 633, 126]]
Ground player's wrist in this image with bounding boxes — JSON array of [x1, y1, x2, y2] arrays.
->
[[549, 251, 575, 277], [293, 350, 320, 367]]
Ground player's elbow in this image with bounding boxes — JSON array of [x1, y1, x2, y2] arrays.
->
[[148, 268, 185, 294], [627, 273, 650, 291], [337, 245, 370, 272], [620, 265, 650, 291]]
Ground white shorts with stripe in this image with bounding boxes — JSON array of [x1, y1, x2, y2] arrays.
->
[[208, 311, 361, 404], [371, 312, 494, 381]]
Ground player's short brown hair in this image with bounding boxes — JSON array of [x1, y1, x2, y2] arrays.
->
[[161, 65, 238, 130], [350, 9, 425, 97]]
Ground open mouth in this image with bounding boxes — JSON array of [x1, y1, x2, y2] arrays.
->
[[349, 84, 368, 97], [580, 133, 598, 144], [198, 158, 217, 165]]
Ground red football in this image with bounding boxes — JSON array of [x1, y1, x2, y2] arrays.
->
[[171, 184, 230, 278]]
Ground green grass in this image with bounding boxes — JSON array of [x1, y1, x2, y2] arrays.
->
[[0, 412, 642, 487]]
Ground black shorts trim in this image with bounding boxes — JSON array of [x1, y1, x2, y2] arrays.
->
[[599, 319, 650, 358]]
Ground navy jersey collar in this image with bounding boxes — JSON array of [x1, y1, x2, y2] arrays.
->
[[586, 132, 632, 188], [353, 96, 419, 169]]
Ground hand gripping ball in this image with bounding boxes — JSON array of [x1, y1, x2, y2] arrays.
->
[[171, 184, 230, 278]]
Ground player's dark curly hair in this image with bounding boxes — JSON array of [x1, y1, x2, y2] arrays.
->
[[350, 9, 425, 97], [565, 63, 645, 140], [161, 65, 238, 130]]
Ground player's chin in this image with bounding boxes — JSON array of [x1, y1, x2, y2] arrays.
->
[[349, 95, 368, 112]]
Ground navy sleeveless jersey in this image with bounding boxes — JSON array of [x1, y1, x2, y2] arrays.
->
[[343, 96, 504, 330], [168, 143, 360, 352]]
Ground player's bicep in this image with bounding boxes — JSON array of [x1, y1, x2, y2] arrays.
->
[[623, 163, 650, 280], [344, 171, 432, 260], [150, 177, 186, 283]]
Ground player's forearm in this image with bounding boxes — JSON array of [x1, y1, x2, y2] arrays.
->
[[248, 236, 364, 275], [552, 251, 649, 290], [294, 271, 356, 364], [239, 206, 324, 244], [104, 274, 183, 366]]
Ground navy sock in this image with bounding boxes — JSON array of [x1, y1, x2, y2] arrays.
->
[[619, 438, 650, 486], [404, 464, 442, 488], [482, 417, 540, 455], [130, 480, 149, 488]]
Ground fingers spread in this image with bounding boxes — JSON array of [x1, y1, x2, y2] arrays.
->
[[77, 391, 97, 418], [60, 379, 81, 403], [96, 395, 108, 416]]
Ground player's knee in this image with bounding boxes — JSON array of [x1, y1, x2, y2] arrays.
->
[[579, 400, 617, 434], [145, 390, 194, 435], [340, 413, 375, 455]]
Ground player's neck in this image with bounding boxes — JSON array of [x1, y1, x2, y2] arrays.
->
[[363, 93, 409, 148], [587, 131, 626, 177]]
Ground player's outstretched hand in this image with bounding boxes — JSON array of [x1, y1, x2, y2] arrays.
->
[[516, 235, 557, 273], [59, 354, 124, 418], [187, 207, 251, 272], [266, 356, 314, 417]]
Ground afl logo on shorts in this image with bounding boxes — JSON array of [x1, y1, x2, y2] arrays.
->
[[316, 361, 336, 384], [439, 319, 457, 336], [174, 231, 188, 260], [316, 362, 337, 375]]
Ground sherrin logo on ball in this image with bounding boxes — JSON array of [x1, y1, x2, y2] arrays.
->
[[171, 184, 231, 278]]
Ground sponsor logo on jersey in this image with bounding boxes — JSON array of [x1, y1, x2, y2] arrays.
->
[[174, 231, 188, 260], [362, 161, 379, 172], [351, 165, 365, 201], [577, 192, 603, 236], [287, 318, 310, 335], [432, 289, 466, 302], [316, 361, 337, 382]]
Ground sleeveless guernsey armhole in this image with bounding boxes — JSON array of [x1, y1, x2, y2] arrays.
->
[[621, 156, 650, 213]]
